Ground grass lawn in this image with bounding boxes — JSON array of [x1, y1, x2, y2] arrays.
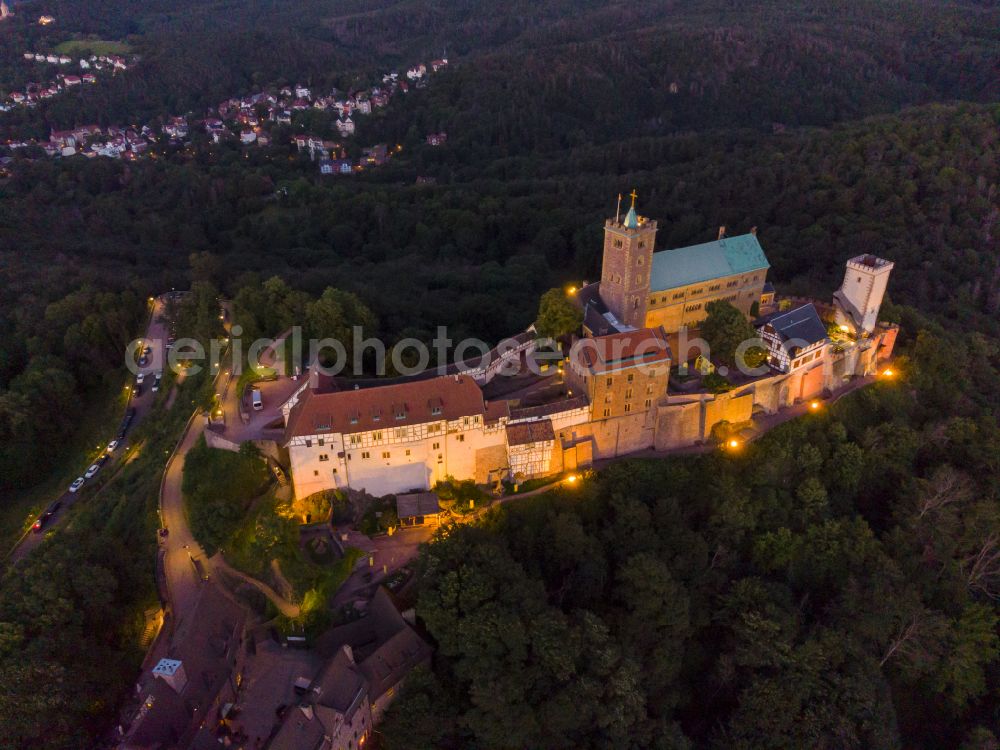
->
[[0, 380, 129, 550], [54, 39, 132, 56]]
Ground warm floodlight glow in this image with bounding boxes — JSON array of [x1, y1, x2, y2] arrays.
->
[[882, 368, 894, 378], [809, 400, 821, 411], [727, 438, 740, 450]]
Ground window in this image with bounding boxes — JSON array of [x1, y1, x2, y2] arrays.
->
[[634, 274, 643, 285], [644, 399, 652, 408], [602, 408, 611, 418], [625, 403, 632, 413], [313, 470, 319, 476], [350, 435, 360, 446], [625, 388, 633, 399], [373, 431, 382, 441], [646, 383, 654, 393], [627, 373, 634, 382], [637, 255, 644, 265], [432, 442, 440, 450], [605, 394, 613, 403], [431, 405, 442, 415], [405, 449, 411, 456], [318, 438, 324, 446], [361, 451, 370, 459], [606, 377, 613, 386], [673, 292, 684, 300], [332, 468, 337, 474], [318, 454, 329, 462], [305, 439, 312, 448], [457, 434, 465, 442], [709, 284, 720, 291], [638, 240, 646, 249], [382, 451, 391, 459], [463, 416, 470, 427]]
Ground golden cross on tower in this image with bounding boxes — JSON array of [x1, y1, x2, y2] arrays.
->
[[629, 189, 638, 208]]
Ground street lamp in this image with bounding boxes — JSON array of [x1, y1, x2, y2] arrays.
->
[[809, 400, 821, 411]]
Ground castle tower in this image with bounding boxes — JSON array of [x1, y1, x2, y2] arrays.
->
[[833, 254, 894, 335], [599, 191, 657, 329]]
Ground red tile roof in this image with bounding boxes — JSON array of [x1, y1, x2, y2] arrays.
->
[[569, 326, 672, 375], [285, 374, 485, 441], [505, 419, 555, 446]]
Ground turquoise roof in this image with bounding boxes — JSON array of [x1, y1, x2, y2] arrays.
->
[[623, 206, 639, 229], [649, 233, 770, 292]]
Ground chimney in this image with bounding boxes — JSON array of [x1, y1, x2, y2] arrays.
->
[[750, 226, 758, 236], [718, 225, 727, 240]]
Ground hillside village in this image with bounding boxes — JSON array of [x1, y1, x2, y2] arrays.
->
[[2, 57, 447, 172], [0, 50, 130, 112]]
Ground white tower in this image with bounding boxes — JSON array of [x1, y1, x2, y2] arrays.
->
[[833, 254, 894, 336]]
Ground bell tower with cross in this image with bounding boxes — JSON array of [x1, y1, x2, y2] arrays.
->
[[599, 190, 658, 329]]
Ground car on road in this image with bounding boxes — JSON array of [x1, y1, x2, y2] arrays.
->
[[117, 407, 136, 440], [152, 372, 162, 392], [84, 463, 101, 479], [32, 502, 60, 533], [96, 454, 109, 468], [69, 477, 85, 493], [136, 372, 145, 384], [252, 388, 263, 411], [106, 439, 119, 453]]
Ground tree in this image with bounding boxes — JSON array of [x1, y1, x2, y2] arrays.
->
[[535, 288, 582, 340], [700, 300, 766, 370]]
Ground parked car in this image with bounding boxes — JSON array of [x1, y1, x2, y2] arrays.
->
[[106, 439, 119, 453], [152, 372, 162, 392], [84, 463, 101, 479], [252, 388, 263, 411], [95, 454, 109, 468], [69, 477, 85, 493], [136, 372, 145, 384], [34, 499, 62, 530]]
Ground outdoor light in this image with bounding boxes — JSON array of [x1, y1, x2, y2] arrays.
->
[[882, 368, 894, 378], [727, 438, 740, 449], [567, 286, 577, 295], [809, 400, 821, 410], [839, 324, 849, 332]]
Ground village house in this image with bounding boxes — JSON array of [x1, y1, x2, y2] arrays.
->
[[336, 116, 355, 137], [269, 587, 431, 748], [426, 132, 447, 146]]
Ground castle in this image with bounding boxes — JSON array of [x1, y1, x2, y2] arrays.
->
[[280, 197, 897, 501]]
